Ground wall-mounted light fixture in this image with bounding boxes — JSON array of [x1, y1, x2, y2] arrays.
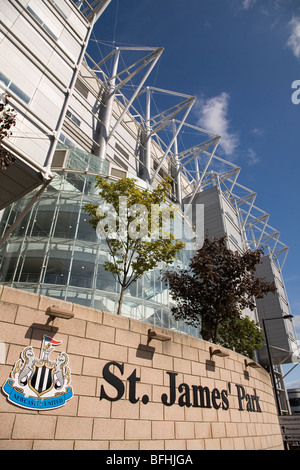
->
[[147, 328, 171, 345], [45, 306, 74, 320], [244, 359, 261, 369], [209, 346, 229, 359]]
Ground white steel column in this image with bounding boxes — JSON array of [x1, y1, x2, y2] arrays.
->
[[144, 87, 152, 182], [44, 10, 99, 178], [172, 120, 182, 204], [97, 48, 120, 160]]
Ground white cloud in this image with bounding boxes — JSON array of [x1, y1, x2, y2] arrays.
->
[[195, 92, 239, 157], [292, 314, 300, 333], [247, 148, 260, 165], [285, 376, 300, 389], [287, 16, 300, 59], [242, 0, 256, 10], [251, 127, 265, 136]]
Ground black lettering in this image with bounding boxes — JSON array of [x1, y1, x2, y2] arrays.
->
[[192, 385, 211, 408], [127, 369, 140, 404], [221, 389, 229, 411], [236, 384, 245, 411], [252, 389, 262, 413], [161, 372, 177, 406], [246, 393, 253, 412], [212, 387, 221, 409], [100, 361, 125, 402], [178, 383, 191, 407]]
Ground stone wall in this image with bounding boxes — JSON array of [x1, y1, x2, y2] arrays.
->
[[0, 286, 284, 450]]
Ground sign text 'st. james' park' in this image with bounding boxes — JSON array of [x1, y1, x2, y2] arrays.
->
[[99, 361, 262, 413]]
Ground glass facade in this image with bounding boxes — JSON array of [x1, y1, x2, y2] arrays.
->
[[0, 145, 198, 336]]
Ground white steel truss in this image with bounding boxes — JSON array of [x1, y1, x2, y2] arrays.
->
[[139, 87, 197, 184], [157, 118, 288, 268], [82, 39, 289, 270], [72, 0, 112, 22], [87, 46, 164, 160]]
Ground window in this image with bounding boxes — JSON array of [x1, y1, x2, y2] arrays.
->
[[115, 142, 129, 160], [52, 148, 68, 168], [153, 160, 168, 179], [66, 110, 81, 127], [225, 211, 236, 224], [75, 78, 89, 100], [0, 72, 30, 105], [111, 167, 127, 179], [26, 5, 58, 41], [59, 133, 76, 148], [229, 234, 240, 246], [289, 398, 300, 407], [49, 0, 68, 19], [114, 154, 128, 171]]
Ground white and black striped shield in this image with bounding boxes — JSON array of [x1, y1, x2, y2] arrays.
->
[[29, 362, 54, 397]]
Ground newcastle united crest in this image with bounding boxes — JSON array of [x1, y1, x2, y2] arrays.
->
[[2, 335, 73, 410]]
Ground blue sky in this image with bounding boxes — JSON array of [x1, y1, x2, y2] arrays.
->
[[90, 0, 300, 386]]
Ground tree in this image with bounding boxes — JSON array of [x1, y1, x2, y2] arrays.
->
[[0, 93, 17, 170], [85, 176, 185, 315], [217, 316, 264, 359], [164, 236, 276, 344]]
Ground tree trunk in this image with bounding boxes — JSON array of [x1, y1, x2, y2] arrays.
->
[[117, 286, 126, 315]]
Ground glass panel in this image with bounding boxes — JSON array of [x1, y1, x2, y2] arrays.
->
[[9, 82, 30, 104], [0, 71, 10, 87], [65, 172, 86, 192], [69, 259, 94, 288], [65, 287, 92, 307], [19, 256, 43, 283], [53, 199, 79, 238], [44, 243, 72, 285], [30, 204, 55, 236], [84, 174, 98, 195], [95, 261, 116, 292], [77, 210, 97, 242], [0, 255, 18, 282]]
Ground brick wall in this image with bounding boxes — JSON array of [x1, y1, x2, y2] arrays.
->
[[0, 286, 284, 450]]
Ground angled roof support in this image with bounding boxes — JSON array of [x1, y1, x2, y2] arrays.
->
[[91, 49, 116, 74], [240, 194, 256, 228], [244, 212, 269, 231], [150, 98, 194, 134], [107, 47, 164, 141], [260, 229, 280, 246], [141, 87, 196, 183], [80, 0, 113, 23], [142, 87, 195, 135], [275, 245, 289, 269], [256, 214, 270, 247], [149, 97, 196, 185], [177, 137, 220, 170], [96, 46, 163, 160], [242, 210, 270, 250], [184, 138, 220, 212], [271, 231, 281, 253], [173, 136, 220, 203]]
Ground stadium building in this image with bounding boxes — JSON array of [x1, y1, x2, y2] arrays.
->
[[0, 0, 298, 450]]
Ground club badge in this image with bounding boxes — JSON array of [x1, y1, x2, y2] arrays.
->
[[2, 335, 73, 410]]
